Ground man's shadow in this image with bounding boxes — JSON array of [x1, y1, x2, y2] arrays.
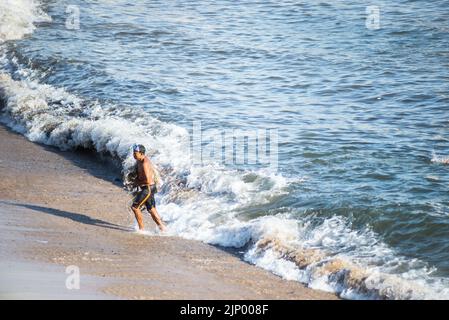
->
[[7, 202, 131, 232]]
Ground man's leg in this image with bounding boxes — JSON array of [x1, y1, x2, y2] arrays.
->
[[149, 207, 166, 232], [131, 206, 144, 230], [131, 186, 151, 231]]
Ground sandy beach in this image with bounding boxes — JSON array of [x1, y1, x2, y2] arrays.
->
[[0, 124, 337, 300]]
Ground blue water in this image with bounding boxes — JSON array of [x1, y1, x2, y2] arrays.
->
[[1, 0, 449, 299]]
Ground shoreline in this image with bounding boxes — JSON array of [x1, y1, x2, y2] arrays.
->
[[0, 123, 338, 300]]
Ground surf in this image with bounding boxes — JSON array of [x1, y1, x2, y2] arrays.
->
[[0, 0, 51, 43], [1, 0, 449, 300]]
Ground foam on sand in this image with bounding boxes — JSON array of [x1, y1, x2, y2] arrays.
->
[[1, 2, 449, 300]]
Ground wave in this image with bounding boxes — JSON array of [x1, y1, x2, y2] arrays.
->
[[244, 215, 449, 300], [431, 152, 449, 165], [1, 1, 449, 300], [0, 0, 51, 43]]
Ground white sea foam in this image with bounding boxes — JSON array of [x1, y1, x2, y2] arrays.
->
[[0, 0, 51, 43], [242, 215, 449, 299], [1, 4, 449, 300], [431, 152, 449, 165]]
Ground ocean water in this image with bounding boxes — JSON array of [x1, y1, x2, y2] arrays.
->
[[1, 0, 449, 299]]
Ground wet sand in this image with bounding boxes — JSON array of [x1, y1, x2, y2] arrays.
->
[[0, 124, 338, 300]]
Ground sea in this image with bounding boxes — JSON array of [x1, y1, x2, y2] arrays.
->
[[1, 0, 449, 299]]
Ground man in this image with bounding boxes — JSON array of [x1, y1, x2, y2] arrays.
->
[[131, 144, 166, 232]]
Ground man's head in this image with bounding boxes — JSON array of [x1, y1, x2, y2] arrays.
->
[[132, 144, 146, 161]]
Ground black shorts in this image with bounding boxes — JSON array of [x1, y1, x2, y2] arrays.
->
[[132, 185, 157, 210]]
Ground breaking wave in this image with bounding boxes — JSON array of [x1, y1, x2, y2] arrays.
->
[[0, 0, 51, 43]]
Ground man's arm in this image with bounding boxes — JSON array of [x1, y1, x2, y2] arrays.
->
[[134, 165, 143, 186]]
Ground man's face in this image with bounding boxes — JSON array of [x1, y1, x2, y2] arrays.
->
[[133, 151, 144, 161]]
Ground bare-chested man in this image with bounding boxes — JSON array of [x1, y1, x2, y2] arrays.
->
[[131, 144, 166, 232]]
